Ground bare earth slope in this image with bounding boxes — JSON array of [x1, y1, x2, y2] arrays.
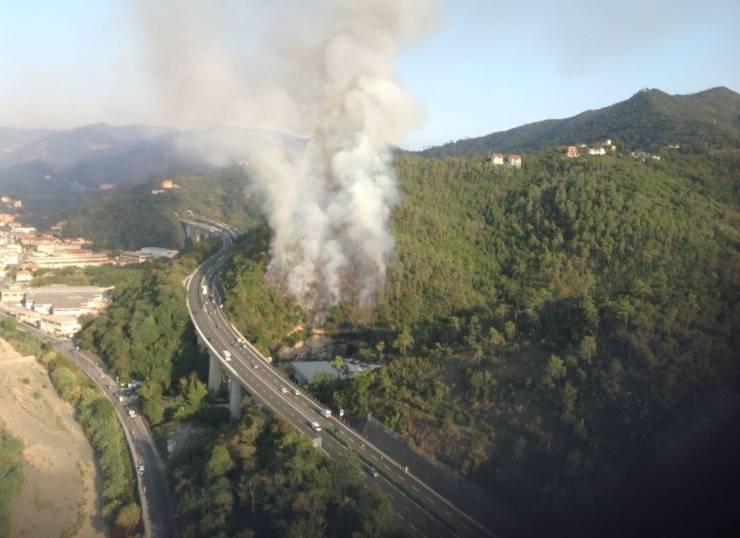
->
[[0, 338, 105, 538]]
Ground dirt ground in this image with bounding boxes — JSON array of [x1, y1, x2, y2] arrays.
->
[[0, 338, 106, 538]]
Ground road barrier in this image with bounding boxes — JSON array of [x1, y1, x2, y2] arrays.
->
[[361, 413, 502, 531]]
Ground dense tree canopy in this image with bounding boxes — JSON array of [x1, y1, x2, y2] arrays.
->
[[171, 409, 395, 538], [62, 172, 260, 249], [234, 150, 740, 536]]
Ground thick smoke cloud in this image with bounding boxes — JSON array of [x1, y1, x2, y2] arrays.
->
[[130, 0, 433, 313]]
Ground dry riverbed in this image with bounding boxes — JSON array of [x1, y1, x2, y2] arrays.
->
[[0, 337, 105, 538]]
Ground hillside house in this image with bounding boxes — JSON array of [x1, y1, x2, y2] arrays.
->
[[588, 147, 607, 156], [492, 153, 504, 165], [508, 154, 522, 168], [566, 146, 579, 158]]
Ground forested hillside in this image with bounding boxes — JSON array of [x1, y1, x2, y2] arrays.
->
[[421, 86, 740, 157], [61, 171, 259, 249], [77, 242, 216, 426], [171, 409, 394, 537], [231, 150, 740, 536], [76, 244, 395, 537]]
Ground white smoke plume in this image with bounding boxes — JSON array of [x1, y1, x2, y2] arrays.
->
[[130, 0, 433, 313]]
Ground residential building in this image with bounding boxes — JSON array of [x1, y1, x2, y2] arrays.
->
[[15, 270, 32, 283], [492, 153, 504, 165], [38, 315, 81, 338], [588, 147, 607, 156], [566, 146, 579, 158], [161, 179, 174, 189], [0, 287, 27, 303], [99, 183, 115, 190], [10, 226, 36, 235], [26, 249, 110, 269], [508, 154, 522, 168]]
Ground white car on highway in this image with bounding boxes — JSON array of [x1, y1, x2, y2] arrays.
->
[[280, 387, 288, 394], [311, 421, 322, 432]]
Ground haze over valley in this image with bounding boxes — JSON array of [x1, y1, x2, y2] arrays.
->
[[1, 1, 739, 538]]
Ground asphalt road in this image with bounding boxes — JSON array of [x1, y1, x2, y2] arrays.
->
[[4, 316, 175, 538], [185, 220, 495, 538]]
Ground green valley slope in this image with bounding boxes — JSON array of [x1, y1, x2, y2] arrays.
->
[[228, 149, 740, 536], [61, 170, 259, 250]]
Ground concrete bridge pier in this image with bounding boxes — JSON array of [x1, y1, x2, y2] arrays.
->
[[197, 333, 208, 353], [229, 375, 243, 421], [208, 353, 222, 392]]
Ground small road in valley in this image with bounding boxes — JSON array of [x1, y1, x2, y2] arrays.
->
[[2, 315, 175, 538]]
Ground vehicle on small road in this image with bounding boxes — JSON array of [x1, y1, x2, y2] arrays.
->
[[365, 465, 380, 478]]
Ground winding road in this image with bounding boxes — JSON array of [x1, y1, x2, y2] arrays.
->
[[185, 219, 496, 538], [1, 314, 175, 538]]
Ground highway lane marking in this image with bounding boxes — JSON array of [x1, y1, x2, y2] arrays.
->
[[200, 314, 321, 433], [189, 230, 476, 538], [200, 315, 456, 535]]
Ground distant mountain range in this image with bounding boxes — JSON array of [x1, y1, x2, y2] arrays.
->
[[2, 86, 738, 218], [0, 124, 293, 217], [419, 86, 740, 158]]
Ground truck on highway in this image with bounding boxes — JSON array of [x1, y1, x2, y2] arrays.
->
[[223, 350, 232, 362], [128, 409, 136, 418], [321, 408, 332, 418], [201, 284, 208, 296]]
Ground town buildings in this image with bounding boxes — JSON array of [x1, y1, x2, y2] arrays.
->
[[0, 285, 109, 337]]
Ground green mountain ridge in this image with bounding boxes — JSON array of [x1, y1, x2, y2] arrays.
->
[[420, 86, 740, 158]]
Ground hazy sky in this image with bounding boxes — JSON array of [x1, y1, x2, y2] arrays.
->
[[1, 0, 739, 148]]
